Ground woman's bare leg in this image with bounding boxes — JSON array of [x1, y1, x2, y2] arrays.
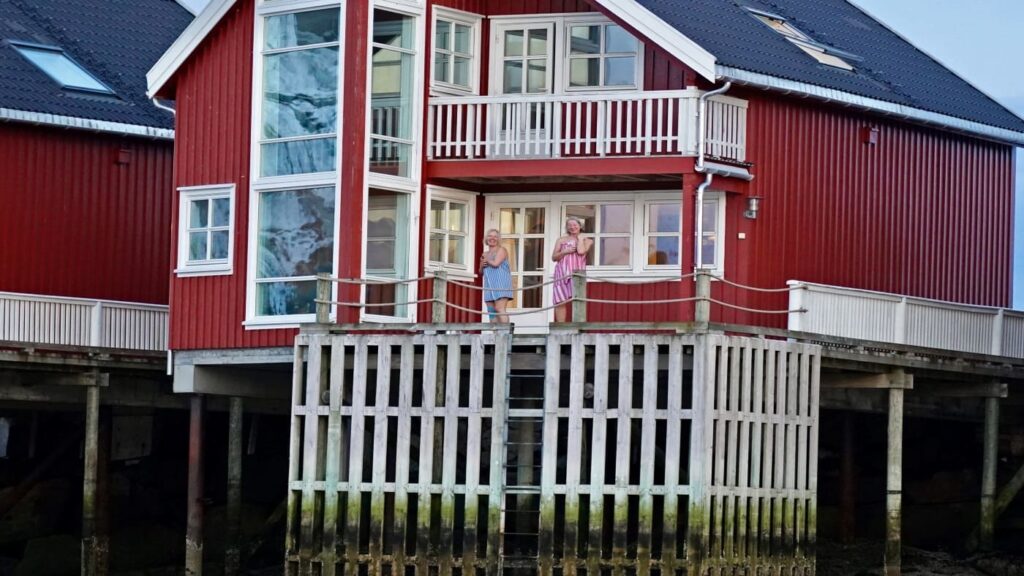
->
[[554, 303, 567, 323], [494, 298, 510, 323]]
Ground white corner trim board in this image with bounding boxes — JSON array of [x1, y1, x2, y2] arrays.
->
[[0, 107, 175, 140], [148, 0, 238, 98]]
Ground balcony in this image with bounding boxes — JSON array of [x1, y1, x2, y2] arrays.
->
[[427, 89, 747, 164], [0, 291, 168, 352]]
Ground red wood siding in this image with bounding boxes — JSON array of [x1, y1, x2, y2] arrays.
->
[[714, 92, 1015, 327], [0, 123, 172, 304]]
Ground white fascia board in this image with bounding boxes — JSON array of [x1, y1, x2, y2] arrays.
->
[[718, 66, 1024, 147], [147, 0, 238, 98], [176, 0, 209, 16], [0, 107, 174, 140], [594, 0, 716, 81]]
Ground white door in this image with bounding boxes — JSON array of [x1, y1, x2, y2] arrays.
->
[[489, 202, 551, 331], [492, 23, 555, 157]]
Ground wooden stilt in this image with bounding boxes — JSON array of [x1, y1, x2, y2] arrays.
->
[[82, 373, 110, 576], [980, 397, 999, 550], [186, 395, 205, 576], [885, 372, 906, 576], [226, 397, 244, 576], [839, 411, 856, 544]]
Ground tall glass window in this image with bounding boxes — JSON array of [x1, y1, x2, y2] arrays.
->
[[370, 10, 416, 178], [255, 186, 336, 316], [259, 8, 340, 177], [365, 189, 411, 317]]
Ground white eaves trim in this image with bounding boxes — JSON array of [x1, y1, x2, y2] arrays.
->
[[0, 107, 174, 140], [595, 0, 716, 81], [718, 66, 1024, 148], [148, 0, 237, 98], [176, 0, 210, 16]]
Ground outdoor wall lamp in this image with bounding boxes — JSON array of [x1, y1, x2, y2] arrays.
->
[[744, 196, 762, 219]]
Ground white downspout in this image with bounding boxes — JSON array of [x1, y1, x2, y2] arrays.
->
[[151, 97, 176, 116], [694, 81, 731, 270]]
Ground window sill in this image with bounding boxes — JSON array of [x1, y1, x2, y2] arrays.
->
[[242, 318, 307, 330], [175, 266, 233, 278]]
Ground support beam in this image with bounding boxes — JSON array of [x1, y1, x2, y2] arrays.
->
[[885, 370, 907, 576], [82, 373, 110, 576], [839, 411, 856, 544], [226, 397, 244, 576], [186, 395, 205, 576], [980, 397, 1000, 550]]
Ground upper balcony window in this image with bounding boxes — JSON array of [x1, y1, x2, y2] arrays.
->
[[370, 9, 417, 179], [748, 9, 854, 71], [567, 23, 638, 89], [12, 43, 113, 93], [432, 8, 480, 94], [259, 7, 341, 177]]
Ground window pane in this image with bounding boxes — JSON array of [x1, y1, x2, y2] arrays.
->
[[257, 187, 335, 279], [435, 19, 451, 50], [211, 231, 230, 259], [569, 25, 600, 54], [525, 208, 545, 234], [503, 61, 523, 93], [702, 201, 718, 233], [523, 238, 544, 272], [262, 47, 338, 139], [454, 24, 472, 54], [189, 199, 208, 228], [605, 25, 636, 53], [500, 238, 519, 271], [447, 202, 466, 232], [600, 237, 630, 266], [648, 236, 679, 265], [565, 205, 594, 233], [448, 236, 465, 265], [212, 198, 231, 227], [434, 51, 450, 82], [429, 233, 445, 262], [367, 240, 395, 270], [605, 56, 636, 86], [374, 10, 414, 50], [521, 275, 542, 308], [569, 57, 599, 87], [500, 208, 519, 234], [261, 138, 336, 176], [366, 189, 408, 277], [189, 232, 208, 261], [264, 9, 339, 50], [701, 236, 717, 268], [527, 29, 548, 56], [649, 204, 679, 233], [504, 30, 523, 57], [371, 50, 414, 139], [15, 47, 109, 92], [600, 204, 632, 233], [430, 200, 445, 230], [527, 61, 547, 93], [369, 139, 411, 178], [257, 280, 318, 316], [453, 56, 470, 87]]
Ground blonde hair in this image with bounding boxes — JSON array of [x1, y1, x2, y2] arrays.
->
[[485, 228, 501, 240]]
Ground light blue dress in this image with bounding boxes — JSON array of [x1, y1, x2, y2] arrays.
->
[[483, 258, 513, 302]]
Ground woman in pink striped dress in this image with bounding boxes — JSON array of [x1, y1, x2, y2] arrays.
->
[[551, 217, 593, 322]]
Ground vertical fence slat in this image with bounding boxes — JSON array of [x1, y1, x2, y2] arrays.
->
[[463, 338, 485, 573], [589, 337, 611, 576], [540, 334, 562, 576], [370, 342, 391, 576], [393, 343, 414, 572], [637, 342, 658, 575], [612, 336, 634, 576], [440, 337, 461, 576], [563, 336, 585, 576], [346, 343, 369, 575]]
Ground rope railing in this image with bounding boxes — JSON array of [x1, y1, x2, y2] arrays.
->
[[313, 270, 805, 325]]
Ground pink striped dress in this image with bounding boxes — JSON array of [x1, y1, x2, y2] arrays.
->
[[552, 239, 587, 305]]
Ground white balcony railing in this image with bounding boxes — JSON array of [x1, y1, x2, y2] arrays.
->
[[428, 89, 747, 163], [788, 281, 1024, 358], [0, 291, 168, 352]]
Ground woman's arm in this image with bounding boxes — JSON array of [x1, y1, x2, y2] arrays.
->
[[576, 237, 593, 255], [485, 246, 508, 267], [551, 237, 565, 262]]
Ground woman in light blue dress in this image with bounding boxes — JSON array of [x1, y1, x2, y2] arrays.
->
[[479, 228, 513, 323]]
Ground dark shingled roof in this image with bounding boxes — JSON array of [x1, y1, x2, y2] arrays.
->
[[0, 0, 193, 130], [635, 0, 1024, 134]]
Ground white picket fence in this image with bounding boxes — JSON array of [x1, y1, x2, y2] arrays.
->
[[0, 291, 168, 351], [787, 281, 1024, 358], [428, 90, 747, 162]]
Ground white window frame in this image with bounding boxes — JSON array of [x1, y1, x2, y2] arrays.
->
[[489, 13, 644, 96], [245, 0, 346, 328], [643, 200, 683, 271], [697, 191, 726, 276], [564, 19, 641, 91], [176, 184, 236, 277], [430, 7, 482, 95], [747, 8, 854, 71], [424, 186, 477, 279], [361, 184, 420, 323]]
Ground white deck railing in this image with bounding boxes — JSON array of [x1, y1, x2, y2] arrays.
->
[[0, 291, 168, 352], [788, 281, 1024, 358], [428, 89, 748, 163]]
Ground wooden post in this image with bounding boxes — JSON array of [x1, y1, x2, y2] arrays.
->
[[316, 274, 331, 324], [980, 397, 999, 550], [82, 373, 110, 576], [885, 371, 905, 576], [186, 395, 205, 576], [226, 397, 244, 576], [839, 411, 856, 544], [432, 270, 448, 324], [572, 270, 587, 323], [695, 271, 711, 324]]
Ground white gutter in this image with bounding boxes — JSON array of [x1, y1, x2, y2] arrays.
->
[[151, 97, 177, 117], [0, 107, 174, 140], [718, 66, 1024, 147], [694, 82, 732, 271]]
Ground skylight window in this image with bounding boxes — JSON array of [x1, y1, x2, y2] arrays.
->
[[748, 10, 854, 71], [12, 44, 113, 93]]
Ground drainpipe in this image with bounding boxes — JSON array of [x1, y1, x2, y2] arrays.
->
[[151, 97, 176, 116], [694, 82, 731, 270]]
